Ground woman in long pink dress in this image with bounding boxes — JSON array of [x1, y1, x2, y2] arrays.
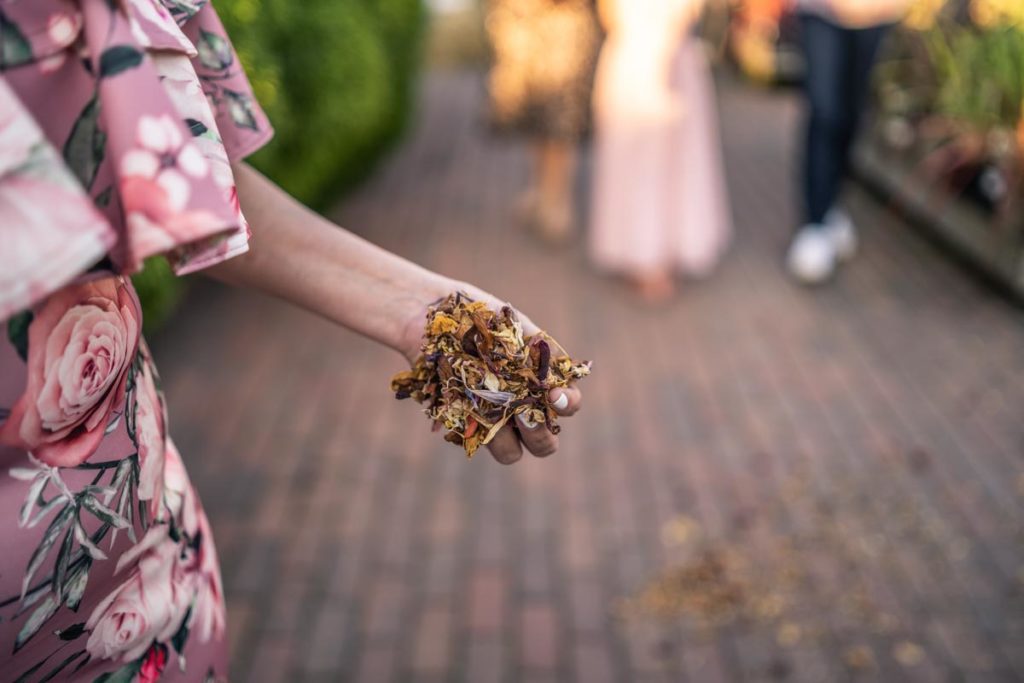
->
[[0, 2, 583, 680], [589, 0, 732, 300]]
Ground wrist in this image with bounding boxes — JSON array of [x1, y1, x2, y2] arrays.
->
[[393, 273, 461, 363]]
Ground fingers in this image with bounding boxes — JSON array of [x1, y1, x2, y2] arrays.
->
[[490, 384, 580, 463], [548, 384, 582, 416], [515, 413, 559, 458], [486, 425, 523, 465]]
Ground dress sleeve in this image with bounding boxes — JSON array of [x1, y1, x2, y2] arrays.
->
[[0, 0, 277, 314], [181, 4, 274, 163], [0, 79, 116, 323], [161, 1, 275, 274]]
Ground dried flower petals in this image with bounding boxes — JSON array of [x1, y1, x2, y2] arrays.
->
[[391, 292, 591, 457]]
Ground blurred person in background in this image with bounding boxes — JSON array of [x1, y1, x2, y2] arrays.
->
[[589, 0, 732, 301], [0, 1, 583, 679], [786, 0, 911, 284], [486, 0, 602, 243]]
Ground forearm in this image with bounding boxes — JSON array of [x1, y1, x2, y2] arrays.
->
[[208, 162, 455, 355]]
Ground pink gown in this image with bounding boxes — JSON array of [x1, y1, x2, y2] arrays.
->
[[0, 1, 272, 680], [589, 0, 732, 277]]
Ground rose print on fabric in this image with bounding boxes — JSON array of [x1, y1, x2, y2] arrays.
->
[[120, 114, 224, 255], [1, 0, 270, 676], [1, 278, 226, 680], [0, 278, 139, 467], [0, 79, 114, 322], [85, 525, 196, 663], [1, 0, 272, 321], [4, 436, 226, 681], [133, 356, 167, 518], [138, 643, 170, 683], [79, 468, 226, 680], [152, 53, 240, 210]]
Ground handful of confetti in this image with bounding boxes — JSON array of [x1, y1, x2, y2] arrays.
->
[[391, 292, 592, 457]]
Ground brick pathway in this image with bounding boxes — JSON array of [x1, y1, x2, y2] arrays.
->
[[153, 71, 1024, 683]]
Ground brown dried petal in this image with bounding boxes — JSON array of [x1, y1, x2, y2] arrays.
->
[[391, 292, 590, 457]]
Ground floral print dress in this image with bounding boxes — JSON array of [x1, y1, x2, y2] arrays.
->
[[486, 0, 601, 142], [0, 1, 272, 680]]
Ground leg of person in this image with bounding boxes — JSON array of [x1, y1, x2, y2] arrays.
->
[[536, 138, 578, 244], [821, 22, 891, 258], [517, 141, 547, 225], [836, 22, 891, 180], [801, 13, 854, 226], [788, 13, 855, 283]]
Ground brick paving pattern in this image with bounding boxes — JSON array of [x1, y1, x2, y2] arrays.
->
[[153, 71, 1024, 682]]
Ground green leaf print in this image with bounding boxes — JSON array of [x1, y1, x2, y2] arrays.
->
[[64, 95, 107, 191], [63, 559, 92, 611], [57, 622, 86, 641], [22, 505, 75, 600], [95, 185, 113, 208], [163, 0, 205, 22], [198, 29, 233, 70], [12, 658, 46, 683], [0, 12, 33, 68], [14, 594, 58, 652], [225, 90, 258, 130], [99, 45, 144, 78], [7, 311, 32, 362], [17, 473, 46, 527], [186, 117, 209, 137], [36, 649, 87, 683], [81, 494, 130, 530], [171, 606, 192, 654], [52, 526, 74, 603], [92, 660, 141, 683]]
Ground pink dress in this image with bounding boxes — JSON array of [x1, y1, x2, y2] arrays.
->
[[0, 1, 272, 680], [589, 0, 731, 277]]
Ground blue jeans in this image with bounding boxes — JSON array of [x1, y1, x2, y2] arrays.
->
[[799, 13, 890, 225]]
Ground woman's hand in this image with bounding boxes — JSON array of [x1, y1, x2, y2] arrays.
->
[[215, 163, 582, 466], [396, 282, 583, 465]]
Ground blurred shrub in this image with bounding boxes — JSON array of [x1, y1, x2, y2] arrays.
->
[[133, 257, 185, 336], [134, 0, 425, 332], [931, 26, 1024, 131], [878, 1, 1024, 132], [218, 0, 426, 208]]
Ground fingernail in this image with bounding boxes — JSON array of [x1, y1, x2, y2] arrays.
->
[[551, 392, 569, 411], [516, 413, 539, 430]]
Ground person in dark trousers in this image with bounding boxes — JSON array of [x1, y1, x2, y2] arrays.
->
[[787, 0, 909, 284]]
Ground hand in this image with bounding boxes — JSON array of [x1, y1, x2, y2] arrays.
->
[[397, 281, 583, 465], [220, 163, 581, 466]]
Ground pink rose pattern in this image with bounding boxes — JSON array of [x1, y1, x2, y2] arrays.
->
[[1, 277, 228, 681], [0, 0, 268, 675], [119, 113, 224, 257], [134, 355, 167, 517], [0, 278, 140, 468]]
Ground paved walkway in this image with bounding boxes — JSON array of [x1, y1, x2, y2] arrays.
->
[[154, 71, 1024, 683]]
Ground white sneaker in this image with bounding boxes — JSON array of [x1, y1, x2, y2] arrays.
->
[[787, 224, 836, 284], [824, 208, 858, 261]]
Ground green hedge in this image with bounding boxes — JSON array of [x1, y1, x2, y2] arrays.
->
[[218, 0, 426, 207], [134, 0, 425, 332]]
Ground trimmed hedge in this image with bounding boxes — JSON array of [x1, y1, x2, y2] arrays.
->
[[134, 0, 425, 331], [218, 0, 426, 207]]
